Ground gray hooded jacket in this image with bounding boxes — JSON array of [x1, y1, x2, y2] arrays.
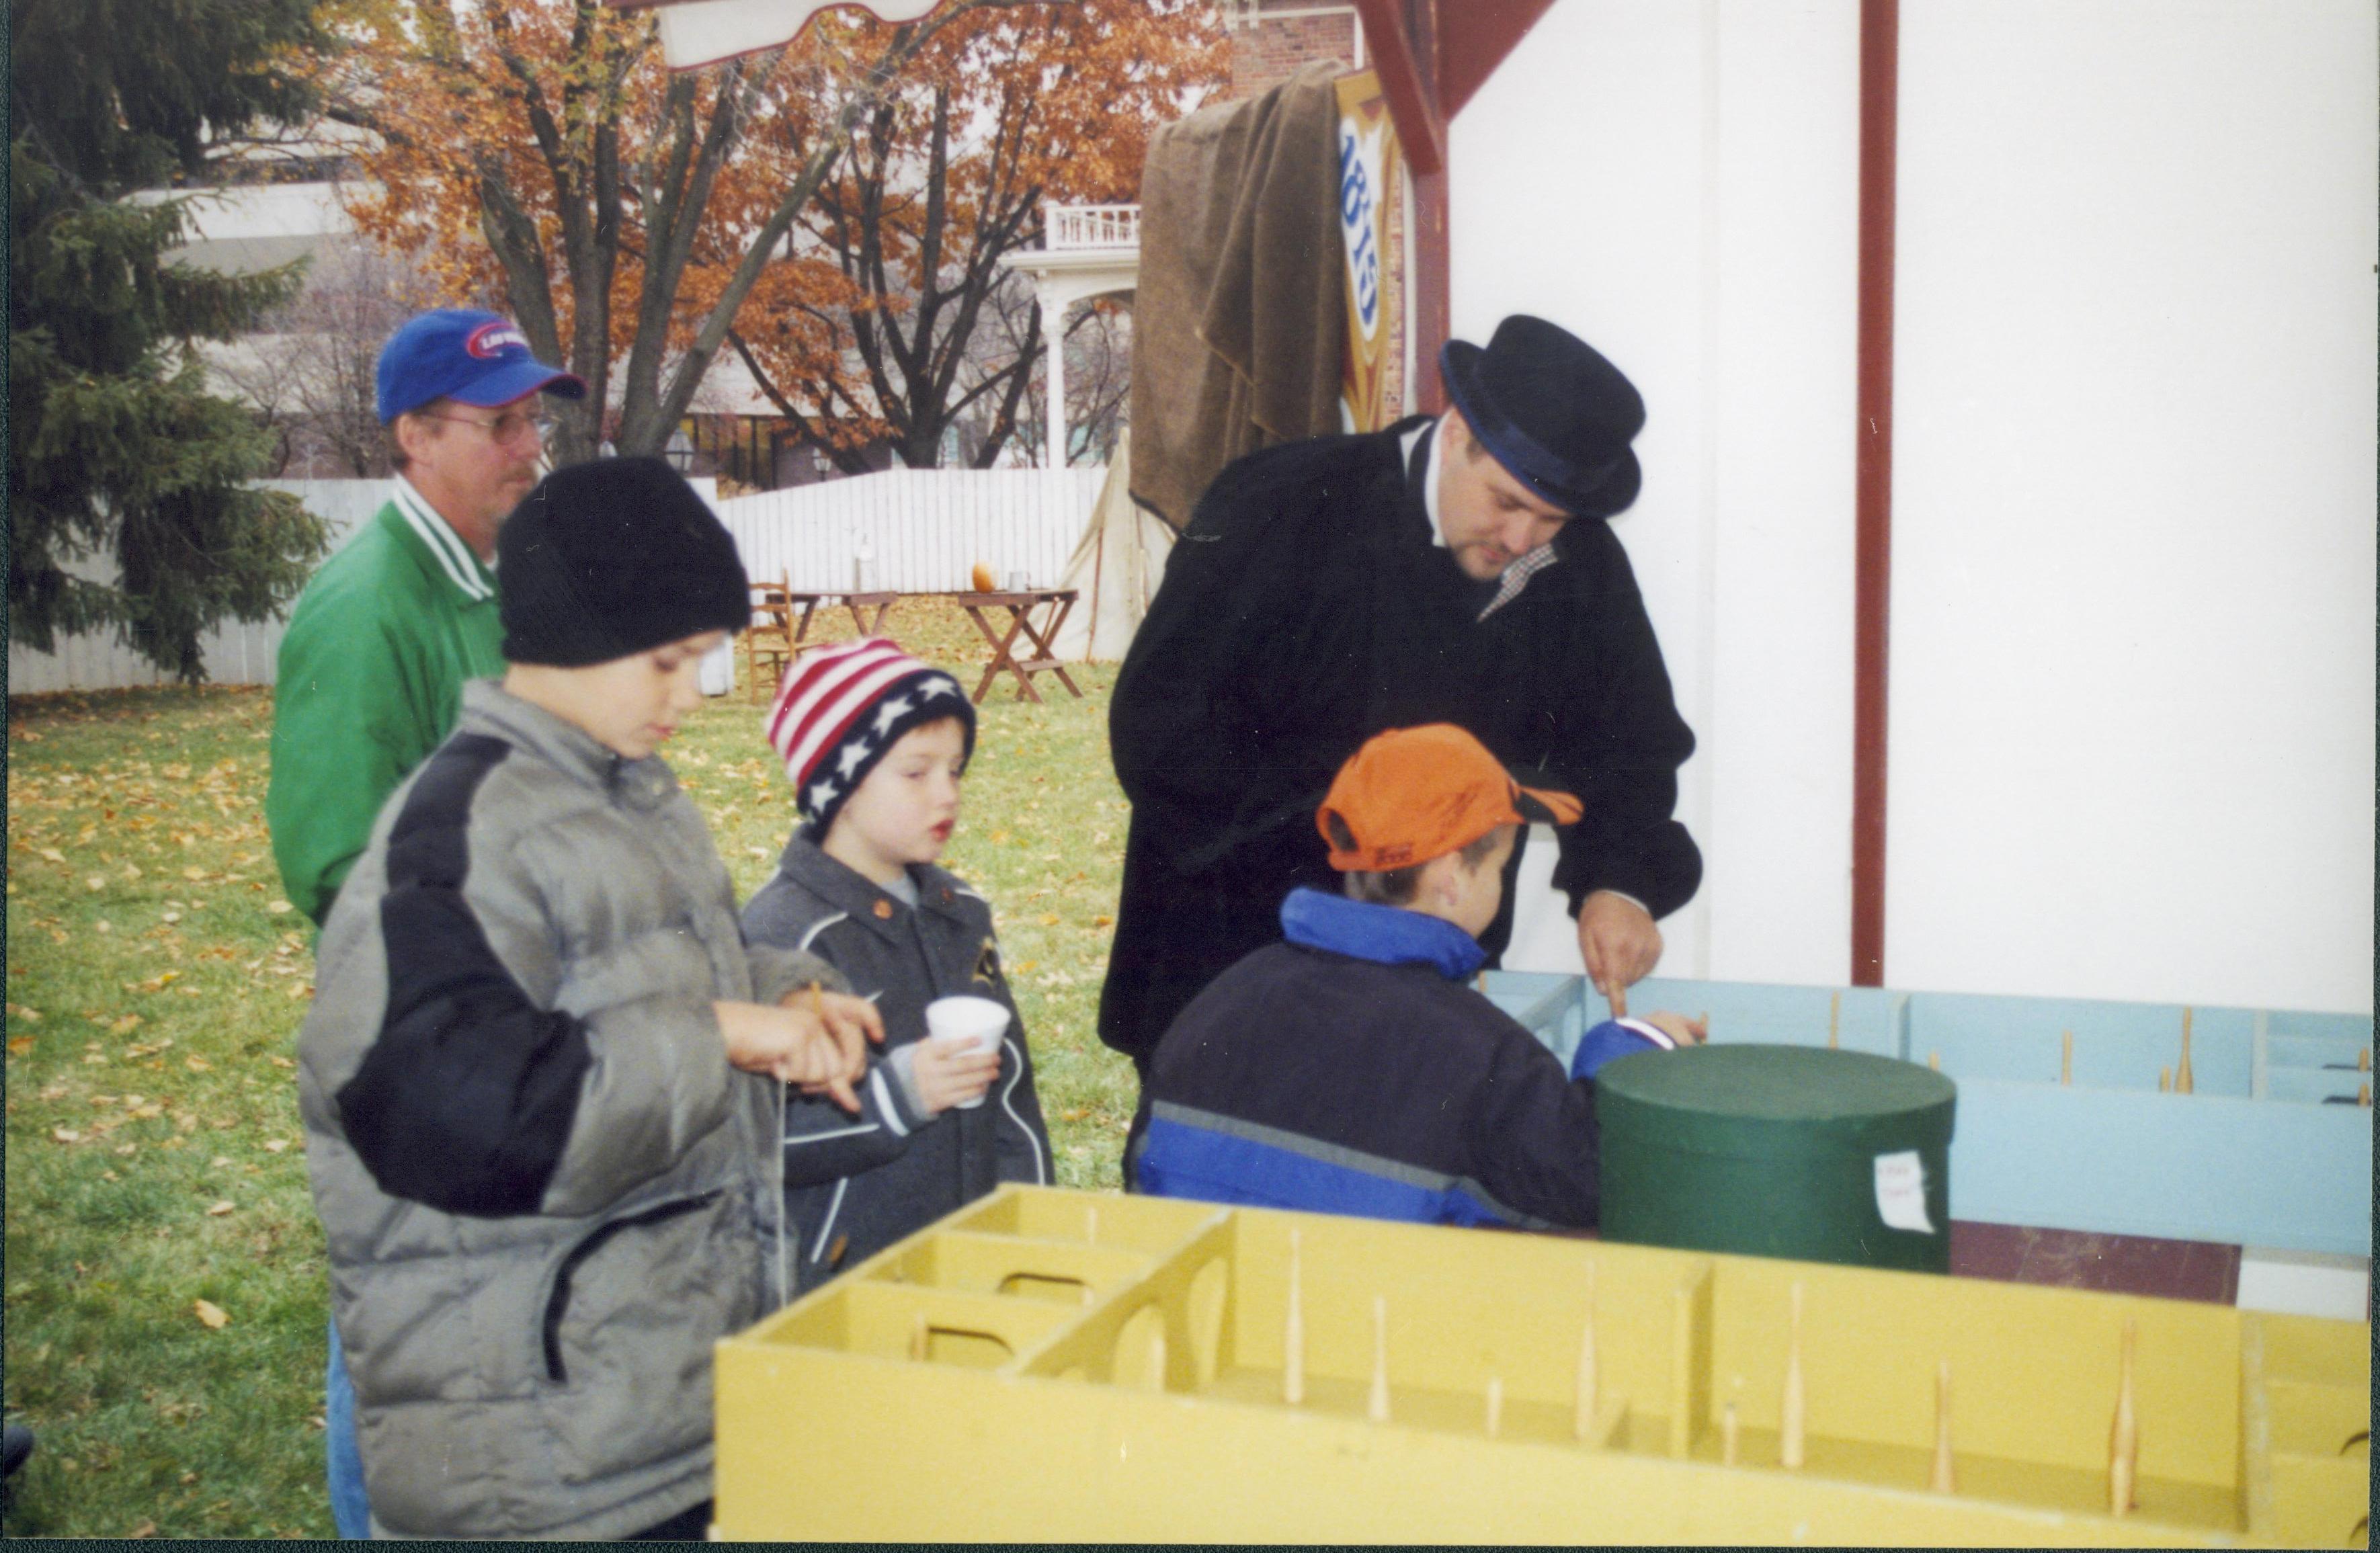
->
[[296, 681, 843, 1540]]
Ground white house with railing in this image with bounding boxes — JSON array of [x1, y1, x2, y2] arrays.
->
[[1001, 202, 1141, 470]]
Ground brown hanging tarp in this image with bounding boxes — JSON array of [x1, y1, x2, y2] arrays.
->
[[1127, 60, 1348, 532]]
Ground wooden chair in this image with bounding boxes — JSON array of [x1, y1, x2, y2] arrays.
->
[[743, 571, 796, 703]]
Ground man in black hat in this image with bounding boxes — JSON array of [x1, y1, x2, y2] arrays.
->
[[1100, 315, 1702, 1077]]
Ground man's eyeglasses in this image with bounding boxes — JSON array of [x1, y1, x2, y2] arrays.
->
[[416, 409, 557, 446]]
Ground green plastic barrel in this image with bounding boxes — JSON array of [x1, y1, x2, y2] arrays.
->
[[1596, 1045, 1957, 1273]]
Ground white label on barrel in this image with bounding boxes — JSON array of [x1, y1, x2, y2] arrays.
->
[[1874, 1150, 1936, 1233]]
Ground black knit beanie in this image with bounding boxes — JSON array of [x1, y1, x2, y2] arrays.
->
[[497, 456, 749, 667]]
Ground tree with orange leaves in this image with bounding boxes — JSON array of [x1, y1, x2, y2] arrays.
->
[[320, 0, 1221, 469], [727, 0, 1221, 470]]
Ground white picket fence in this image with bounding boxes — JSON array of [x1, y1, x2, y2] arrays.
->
[[714, 468, 1104, 595], [7, 480, 387, 696], [7, 470, 1102, 694]]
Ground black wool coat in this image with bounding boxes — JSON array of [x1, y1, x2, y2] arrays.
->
[[1098, 419, 1702, 1066]]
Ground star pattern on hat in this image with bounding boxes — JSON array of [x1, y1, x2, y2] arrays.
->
[[871, 695, 914, 737]]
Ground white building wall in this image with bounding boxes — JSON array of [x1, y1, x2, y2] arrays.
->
[[1453, 0, 2373, 1014], [1456, 0, 1862, 989]]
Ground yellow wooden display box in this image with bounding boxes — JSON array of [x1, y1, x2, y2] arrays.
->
[[714, 1186, 2368, 1545]]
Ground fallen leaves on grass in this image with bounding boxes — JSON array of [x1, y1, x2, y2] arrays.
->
[[192, 1300, 230, 1330], [52, 1127, 83, 1143], [205, 1201, 236, 1217]]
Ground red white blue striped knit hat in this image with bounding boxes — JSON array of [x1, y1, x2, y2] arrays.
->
[[765, 637, 976, 840]]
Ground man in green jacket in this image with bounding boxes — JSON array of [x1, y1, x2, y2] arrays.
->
[[268, 309, 583, 925], [265, 307, 581, 1537]]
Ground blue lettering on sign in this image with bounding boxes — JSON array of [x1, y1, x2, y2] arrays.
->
[[1338, 126, 1381, 331]]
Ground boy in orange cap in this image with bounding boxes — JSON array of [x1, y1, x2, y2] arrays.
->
[[1126, 724, 1700, 1228]]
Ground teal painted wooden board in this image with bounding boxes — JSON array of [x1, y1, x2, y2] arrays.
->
[[1952, 1081, 2370, 1256], [1481, 971, 2373, 1259]]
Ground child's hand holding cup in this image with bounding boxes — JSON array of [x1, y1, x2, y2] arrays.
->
[[923, 995, 1009, 1110]]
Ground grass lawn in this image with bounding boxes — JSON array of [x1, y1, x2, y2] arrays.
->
[[1, 599, 1137, 1538]]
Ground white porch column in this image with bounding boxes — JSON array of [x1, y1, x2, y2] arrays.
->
[[1042, 290, 1069, 468]]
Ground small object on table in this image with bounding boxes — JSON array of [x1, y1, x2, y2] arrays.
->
[[2061, 1030, 2073, 1086], [2174, 1007, 2195, 1095], [1828, 991, 1840, 1050], [971, 561, 997, 592], [2158, 1065, 2171, 1093]]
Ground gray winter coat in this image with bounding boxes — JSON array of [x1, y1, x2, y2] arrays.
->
[[742, 837, 1051, 1293], [296, 681, 844, 1540]]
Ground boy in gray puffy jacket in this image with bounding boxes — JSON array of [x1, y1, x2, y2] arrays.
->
[[296, 458, 883, 1540], [744, 636, 1052, 1294]]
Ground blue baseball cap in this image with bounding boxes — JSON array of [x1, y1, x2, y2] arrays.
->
[[375, 308, 586, 423]]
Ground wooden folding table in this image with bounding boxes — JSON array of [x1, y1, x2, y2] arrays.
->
[[950, 589, 1080, 704]]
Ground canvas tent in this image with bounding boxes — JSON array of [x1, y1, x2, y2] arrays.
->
[[1052, 431, 1172, 663]]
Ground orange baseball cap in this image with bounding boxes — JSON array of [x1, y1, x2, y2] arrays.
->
[[1315, 724, 1584, 872]]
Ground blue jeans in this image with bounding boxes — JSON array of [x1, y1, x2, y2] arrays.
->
[[326, 1317, 371, 1538]]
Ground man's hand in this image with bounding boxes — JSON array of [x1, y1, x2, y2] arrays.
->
[[1577, 891, 1662, 1017]]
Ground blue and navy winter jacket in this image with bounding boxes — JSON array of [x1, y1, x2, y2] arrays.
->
[[1127, 888, 1666, 1230]]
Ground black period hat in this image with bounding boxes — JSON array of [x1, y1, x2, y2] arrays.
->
[[1439, 315, 1647, 519]]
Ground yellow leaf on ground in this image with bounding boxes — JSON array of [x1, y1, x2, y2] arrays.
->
[[9, 1037, 34, 1055], [129, 1519, 158, 1538], [110, 1015, 142, 1036], [52, 1128, 81, 1144], [38, 847, 65, 864], [182, 868, 207, 881], [265, 900, 292, 915], [262, 1139, 290, 1153], [192, 1299, 229, 1329], [1038, 913, 1061, 927], [85, 875, 107, 892], [205, 1200, 235, 1216], [184, 1056, 212, 1072]]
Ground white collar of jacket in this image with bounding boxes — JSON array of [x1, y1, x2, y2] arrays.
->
[[391, 474, 498, 603], [454, 679, 684, 812], [772, 833, 977, 945]]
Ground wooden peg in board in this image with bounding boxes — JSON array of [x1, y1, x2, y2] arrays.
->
[[1780, 1282, 1807, 1470], [2175, 1007, 2195, 1095], [2359, 1046, 2372, 1074], [2158, 1066, 2171, 1093], [1930, 1359, 1956, 1494], [1485, 1375, 1504, 1439], [1574, 1261, 1598, 1440], [2061, 1030, 2073, 1086], [2360, 1083, 2371, 1109], [1282, 1228, 1305, 1406], [1147, 1327, 1168, 1392], [1928, 1050, 1941, 1071], [1368, 1294, 1392, 1424], [1778, 1286, 1807, 1468], [2108, 1318, 2139, 1516], [1721, 1400, 1741, 1467], [1828, 990, 1841, 1050], [909, 1314, 930, 1363]]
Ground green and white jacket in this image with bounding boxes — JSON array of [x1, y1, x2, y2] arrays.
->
[[269, 480, 506, 927]]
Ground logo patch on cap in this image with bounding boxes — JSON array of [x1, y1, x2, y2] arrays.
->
[[464, 321, 528, 360]]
